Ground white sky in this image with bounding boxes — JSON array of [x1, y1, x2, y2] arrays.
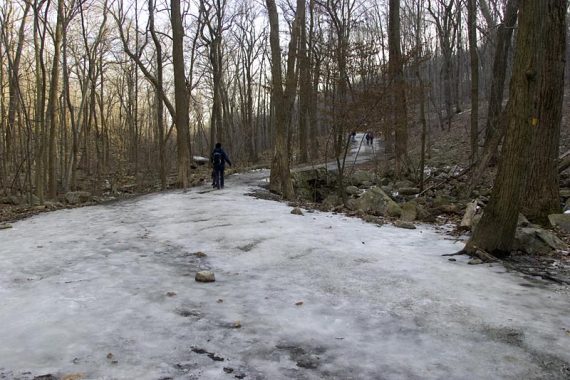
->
[[0, 138, 569, 379]]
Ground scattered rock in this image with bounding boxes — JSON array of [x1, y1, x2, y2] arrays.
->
[[291, 207, 304, 215], [356, 186, 400, 216], [560, 188, 570, 198], [395, 180, 414, 189], [233, 321, 242, 328], [223, 367, 234, 374], [61, 374, 83, 380], [351, 170, 374, 186], [400, 202, 418, 222], [64, 191, 92, 205], [295, 301, 304, 306], [394, 220, 416, 230], [448, 258, 457, 262], [345, 185, 361, 196], [33, 375, 58, 380], [0, 223, 13, 230], [296, 354, 320, 369], [322, 194, 342, 209], [195, 271, 216, 283], [399, 187, 420, 196], [460, 201, 478, 229], [166, 292, 177, 297], [217, 299, 224, 303], [468, 258, 483, 265], [513, 227, 567, 255], [548, 214, 570, 232], [193, 251, 208, 258]]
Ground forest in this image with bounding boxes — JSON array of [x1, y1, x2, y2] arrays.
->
[[0, 0, 570, 378], [1, 0, 569, 258]]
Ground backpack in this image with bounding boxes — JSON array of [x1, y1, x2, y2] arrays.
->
[[212, 151, 223, 168]]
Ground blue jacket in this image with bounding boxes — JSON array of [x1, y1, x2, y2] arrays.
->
[[211, 148, 231, 169]]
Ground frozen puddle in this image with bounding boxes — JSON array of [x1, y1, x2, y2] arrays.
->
[[0, 170, 569, 380]]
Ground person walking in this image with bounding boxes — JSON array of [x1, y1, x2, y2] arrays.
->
[[211, 142, 232, 189]]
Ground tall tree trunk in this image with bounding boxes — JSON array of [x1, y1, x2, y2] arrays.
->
[[266, 0, 297, 199], [521, 0, 567, 224], [171, 0, 191, 188], [298, 2, 309, 164], [467, 0, 519, 194], [465, 0, 547, 256], [468, 0, 479, 164], [389, 0, 407, 177], [47, 0, 65, 199]]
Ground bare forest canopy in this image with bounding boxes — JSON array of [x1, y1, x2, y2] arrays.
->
[[0, 0, 568, 207]]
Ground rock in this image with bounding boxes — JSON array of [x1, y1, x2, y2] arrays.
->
[[350, 170, 374, 186], [195, 271, 216, 283], [401, 201, 418, 222], [355, 186, 401, 217], [0, 223, 13, 230], [380, 177, 391, 186], [460, 201, 478, 229], [381, 185, 394, 194], [399, 187, 420, 196], [415, 204, 434, 222], [345, 185, 361, 196], [518, 214, 530, 227], [513, 227, 567, 255], [345, 198, 359, 211], [438, 203, 460, 214], [559, 188, 570, 198], [64, 191, 92, 205], [6, 195, 22, 205], [323, 194, 342, 209], [386, 202, 402, 217], [193, 251, 208, 258], [395, 180, 414, 189], [61, 374, 84, 380], [33, 375, 58, 380], [291, 207, 304, 215], [394, 220, 416, 229], [468, 258, 483, 265], [548, 214, 570, 232]]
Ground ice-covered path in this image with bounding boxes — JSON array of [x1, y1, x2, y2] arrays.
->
[[1, 168, 569, 380]]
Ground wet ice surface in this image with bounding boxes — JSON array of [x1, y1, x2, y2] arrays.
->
[[1, 170, 570, 379]]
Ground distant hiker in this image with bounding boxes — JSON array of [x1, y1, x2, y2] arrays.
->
[[211, 142, 232, 189], [351, 131, 356, 142], [368, 132, 374, 146], [365, 133, 371, 145]]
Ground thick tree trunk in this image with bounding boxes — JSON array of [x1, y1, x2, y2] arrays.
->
[[465, 0, 547, 256], [389, 0, 407, 177], [521, 0, 567, 224], [468, 0, 479, 164], [47, 0, 65, 199], [171, 0, 191, 188], [266, 0, 297, 199]]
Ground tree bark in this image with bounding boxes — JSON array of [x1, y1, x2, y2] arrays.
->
[[171, 0, 191, 188], [521, 0, 567, 224], [389, 0, 407, 177], [467, 0, 478, 164], [266, 0, 297, 199], [465, 0, 547, 256]]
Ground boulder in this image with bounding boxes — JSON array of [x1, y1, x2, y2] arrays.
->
[[394, 220, 416, 229], [6, 195, 22, 205], [64, 191, 92, 205], [399, 187, 420, 196], [355, 186, 401, 217], [512, 227, 566, 255], [345, 186, 361, 196], [548, 214, 570, 232], [460, 201, 478, 229], [401, 201, 418, 222], [395, 180, 414, 189], [195, 271, 216, 283], [559, 188, 570, 198], [291, 207, 304, 215], [323, 194, 342, 209], [350, 170, 374, 186]]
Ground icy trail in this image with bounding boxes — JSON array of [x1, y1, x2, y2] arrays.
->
[[1, 146, 569, 379]]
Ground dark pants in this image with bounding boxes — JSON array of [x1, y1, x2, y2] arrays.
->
[[213, 168, 225, 189]]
